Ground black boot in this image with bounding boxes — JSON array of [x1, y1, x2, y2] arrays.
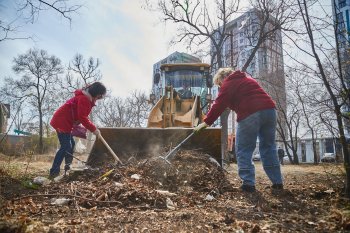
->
[[271, 184, 284, 190], [241, 184, 256, 193]]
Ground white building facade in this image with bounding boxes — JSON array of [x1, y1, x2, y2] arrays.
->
[[286, 137, 341, 163]]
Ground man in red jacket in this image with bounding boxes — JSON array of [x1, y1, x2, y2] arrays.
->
[[194, 68, 283, 192], [49, 82, 106, 178]]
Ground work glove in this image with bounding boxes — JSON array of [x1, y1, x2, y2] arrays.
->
[[194, 122, 208, 133], [93, 128, 101, 138]]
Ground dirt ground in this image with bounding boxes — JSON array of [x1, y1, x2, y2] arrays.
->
[[0, 151, 349, 233]]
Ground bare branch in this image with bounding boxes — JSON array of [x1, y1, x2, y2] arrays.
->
[[0, 0, 82, 42], [18, 0, 82, 23]]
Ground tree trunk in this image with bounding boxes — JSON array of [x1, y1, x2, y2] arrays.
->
[[335, 106, 350, 196], [39, 106, 44, 154], [312, 135, 318, 164]]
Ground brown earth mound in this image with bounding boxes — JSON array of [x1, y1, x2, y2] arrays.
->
[[140, 150, 232, 193], [43, 150, 231, 209]]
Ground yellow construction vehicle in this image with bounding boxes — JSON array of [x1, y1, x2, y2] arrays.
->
[[148, 63, 213, 128], [86, 63, 222, 166]]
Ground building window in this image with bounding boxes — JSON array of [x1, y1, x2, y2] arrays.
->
[[262, 54, 268, 69], [337, 12, 344, 23], [338, 22, 345, 30], [225, 42, 230, 52], [339, 0, 346, 8], [250, 61, 255, 69]]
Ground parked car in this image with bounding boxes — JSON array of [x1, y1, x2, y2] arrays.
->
[[283, 156, 291, 164], [321, 153, 336, 163]]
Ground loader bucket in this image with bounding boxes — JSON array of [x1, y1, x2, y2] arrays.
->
[[86, 127, 221, 167]]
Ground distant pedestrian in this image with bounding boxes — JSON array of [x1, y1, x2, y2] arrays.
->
[[178, 83, 193, 99], [49, 82, 106, 178], [278, 147, 285, 165]]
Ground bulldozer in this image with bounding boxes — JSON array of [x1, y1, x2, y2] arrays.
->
[[86, 63, 222, 167]]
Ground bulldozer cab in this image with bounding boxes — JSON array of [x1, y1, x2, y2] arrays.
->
[[152, 63, 212, 110]]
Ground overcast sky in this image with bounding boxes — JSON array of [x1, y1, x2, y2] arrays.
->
[[0, 0, 182, 97]]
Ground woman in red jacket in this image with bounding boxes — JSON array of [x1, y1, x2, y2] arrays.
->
[[194, 68, 283, 192], [49, 82, 106, 178]]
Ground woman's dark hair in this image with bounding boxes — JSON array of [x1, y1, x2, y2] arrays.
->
[[86, 82, 106, 97]]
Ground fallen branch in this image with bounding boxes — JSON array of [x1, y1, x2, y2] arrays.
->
[[126, 205, 165, 211], [13, 193, 122, 204]]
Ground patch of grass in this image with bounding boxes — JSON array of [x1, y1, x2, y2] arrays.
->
[[0, 162, 23, 179], [20, 180, 40, 190], [0, 153, 52, 180]]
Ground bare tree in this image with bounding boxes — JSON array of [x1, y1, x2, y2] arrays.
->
[[278, 70, 302, 164], [95, 96, 133, 127], [240, 0, 297, 72], [42, 90, 63, 136], [0, 48, 63, 153], [0, 0, 82, 42], [294, 70, 320, 164], [126, 90, 151, 127], [0, 19, 31, 42], [14, 106, 35, 134], [64, 54, 102, 93], [17, 0, 82, 23], [290, 0, 350, 196], [94, 90, 151, 128], [146, 0, 240, 65]]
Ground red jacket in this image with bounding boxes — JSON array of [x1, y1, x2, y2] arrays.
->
[[50, 90, 97, 133], [204, 71, 275, 125]]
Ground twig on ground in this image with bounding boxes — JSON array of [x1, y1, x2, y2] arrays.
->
[[13, 193, 123, 205]]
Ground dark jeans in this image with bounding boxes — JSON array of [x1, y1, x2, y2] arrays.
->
[[49, 132, 75, 176]]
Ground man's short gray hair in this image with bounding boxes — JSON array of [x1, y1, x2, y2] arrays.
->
[[213, 67, 234, 86]]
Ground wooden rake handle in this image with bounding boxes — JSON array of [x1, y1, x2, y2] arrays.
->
[[99, 134, 123, 165]]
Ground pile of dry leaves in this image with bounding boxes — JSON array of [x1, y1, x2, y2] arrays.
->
[[33, 151, 232, 210]]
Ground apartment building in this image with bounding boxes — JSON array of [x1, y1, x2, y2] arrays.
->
[[332, 0, 350, 135]]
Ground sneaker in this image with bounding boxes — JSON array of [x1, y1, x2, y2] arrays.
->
[[241, 184, 256, 193], [271, 184, 284, 190]]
